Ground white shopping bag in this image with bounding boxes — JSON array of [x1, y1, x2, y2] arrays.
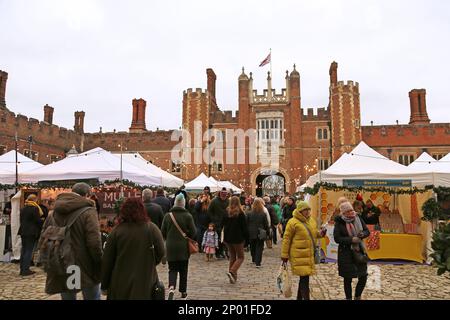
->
[[276, 262, 292, 298]]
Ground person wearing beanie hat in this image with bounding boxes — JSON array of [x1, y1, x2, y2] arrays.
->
[[174, 193, 186, 208], [161, 192, 197, 300], [333, 201, 370, 300], [281, 200, 326, 300]]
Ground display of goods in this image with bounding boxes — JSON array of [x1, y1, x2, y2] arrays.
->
[[366, 230, 381, 250], [404, 223, 419, 234], [380, 213, 404, 234]]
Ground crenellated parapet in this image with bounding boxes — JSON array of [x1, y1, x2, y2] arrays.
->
[[251, 88, 289, 104], [210, 110, 238, 123], [302, 107, 330, 121]]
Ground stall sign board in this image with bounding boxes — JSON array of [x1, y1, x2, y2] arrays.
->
[[95, 190, 142, 215], [343, 179, 412, 188]]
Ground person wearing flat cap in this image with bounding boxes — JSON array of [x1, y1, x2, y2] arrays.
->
[[281, 201, 326, 300], [334, 201, 370, 300], [207, 187, 229, 259]]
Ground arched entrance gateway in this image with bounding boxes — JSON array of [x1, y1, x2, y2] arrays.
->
[[250, 168, 290, 197]]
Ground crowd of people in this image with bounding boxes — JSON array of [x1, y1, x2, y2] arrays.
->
[[9, 183, 375, 300]]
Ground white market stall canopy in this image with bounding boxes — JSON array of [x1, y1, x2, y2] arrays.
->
[[305, 141, 436, 187], [219, 180, 243, 193], [185, 173, 222, 192], [407, 152, 450, 187], [20, 147, 165, 186], [117, 153, 184, 188], [209, 176, 242, 193], [0, 151, 43, 184]]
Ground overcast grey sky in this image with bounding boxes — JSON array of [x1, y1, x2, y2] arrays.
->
[[1, 0, 449, 133]]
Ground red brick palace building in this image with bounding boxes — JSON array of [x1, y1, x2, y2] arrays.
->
[[0, 62, 449, 194]]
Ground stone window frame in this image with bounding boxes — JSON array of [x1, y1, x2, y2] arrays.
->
[[398, 154, 415, 166], [316, 127, 329, 141], [211, 161, 223, 173], [171, 161, 182, 173], [319, 158, 330, 170], [432, 154, 446, 160], [49, 154, 61, 163], [23, 149, 39, 161]]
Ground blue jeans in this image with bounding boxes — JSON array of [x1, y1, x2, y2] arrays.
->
[[61, 284, 101, 300], [20, 236, 36, 273]]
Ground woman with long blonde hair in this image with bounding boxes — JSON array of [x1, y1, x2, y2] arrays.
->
[[222, 196, 248, 283], [246, 198, 269, 268]]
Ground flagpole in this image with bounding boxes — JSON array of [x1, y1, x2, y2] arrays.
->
[[269, 48, 272, 77]]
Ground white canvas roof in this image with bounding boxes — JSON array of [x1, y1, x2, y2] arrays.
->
[[306, 141, 435, 187], [118, 153, 184, 188], [219, 180, 243, 193], [0, 151, 43, 184], [440, 153, 450, 162], [185, 173, 222, 192], [407, 152, 450, 187], [20, 147, 164, 186]]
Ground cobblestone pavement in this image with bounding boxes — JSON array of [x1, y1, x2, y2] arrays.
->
[[1, 244, 450, 300]]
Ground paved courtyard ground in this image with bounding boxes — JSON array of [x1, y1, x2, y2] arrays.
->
[[1, 244, 450, 300]]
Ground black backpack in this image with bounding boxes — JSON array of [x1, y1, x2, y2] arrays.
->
[[39, 206, 91, 276]]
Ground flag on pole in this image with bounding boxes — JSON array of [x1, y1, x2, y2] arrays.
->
[[259, 53, 271, 67]]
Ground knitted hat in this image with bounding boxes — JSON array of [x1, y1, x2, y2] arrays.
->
[[296, 201, 311, 213], [340, 201, 354, 214], [174, 193, 186, 208]]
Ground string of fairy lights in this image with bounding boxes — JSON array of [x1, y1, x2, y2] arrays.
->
[[146, 155, 322, 190]]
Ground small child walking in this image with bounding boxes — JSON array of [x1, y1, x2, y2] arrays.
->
[[202, 223, 219, 262]]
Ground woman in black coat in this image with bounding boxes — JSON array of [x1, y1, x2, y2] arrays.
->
[[246, 198, 269, 268], [223, 196, 248, 283], [334, 201, 370, 300]]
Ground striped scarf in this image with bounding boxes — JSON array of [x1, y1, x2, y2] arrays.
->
[[341, 214, 366, 253]]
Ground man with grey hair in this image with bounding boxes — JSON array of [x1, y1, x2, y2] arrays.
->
[[142, 189, 164, 229], [38, 182, 102, 300]]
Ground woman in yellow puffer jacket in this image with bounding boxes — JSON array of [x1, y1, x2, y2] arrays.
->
[[281, 201, 326, 300]]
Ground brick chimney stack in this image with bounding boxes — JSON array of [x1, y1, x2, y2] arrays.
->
[[329, 61, 338, 86], [129, 98, 147, 133], [207, 68, 217, 110], [409, 89, 430, 125], [74, 111, 85, 133], [43, 104, 54, 124], [0, 70, 8, 108]]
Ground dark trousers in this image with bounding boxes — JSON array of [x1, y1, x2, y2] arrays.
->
[[5, 225, 12, 253], [297, 276, 310, 300], [271, 225, 278, 245], [196, 226, 207, 253], [20, 236, 36, 273], [215, 226, 225, 258], [249, 239, 264, 266], [344, 276, 368, 300], [168, 260, 189, 293]]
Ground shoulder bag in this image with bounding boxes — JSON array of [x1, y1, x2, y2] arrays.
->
[[300, 221, 321, 264], [147, 224, 165, 300], [169, 212, 199, 254]]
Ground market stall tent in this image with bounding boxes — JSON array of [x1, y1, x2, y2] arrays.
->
[[408, 152, 450, 187], [219, 180, 243, 193], [20, 147, 163, 186], [184, 173, 222, 192], [305, 141, 434, 187], [0, 151, 43, 184], [117, 153, 184, 188]]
